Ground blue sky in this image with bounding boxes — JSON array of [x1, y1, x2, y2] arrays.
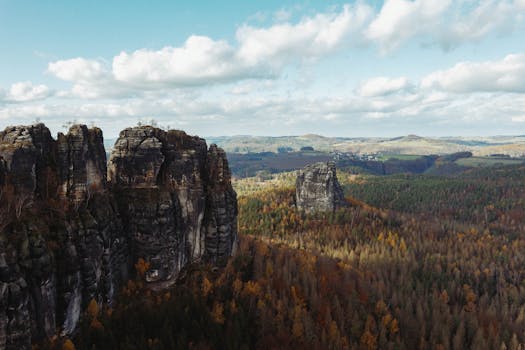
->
[[1, 0, 525, 138]]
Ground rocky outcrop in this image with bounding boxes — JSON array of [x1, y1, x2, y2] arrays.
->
[[296, 162, 346, 213], [204, 145, 238, 264], [108, 126, 237, 283], [57, 125, 107, 204], [0, 125, 56, 350], [0, 123, 237, 349], [0, 124, 128, 350], [0, 124, 56, 197]]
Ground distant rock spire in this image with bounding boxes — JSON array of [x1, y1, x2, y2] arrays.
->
[[296, 161, 346, 213]]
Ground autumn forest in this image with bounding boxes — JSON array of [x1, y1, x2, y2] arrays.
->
[[33, 163, 524, 350]]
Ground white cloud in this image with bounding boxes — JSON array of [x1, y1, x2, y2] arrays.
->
[[3, 85, 525, 137], [236, 3, 372, 67], [2, 81, 52, 102], [442, 0, 525, 49], [230, 82, 255, 95], [357, 77, 412, 97], [48, 58, 123, 99], [3, 1, 523, 138], [367, 0, 525, 52], [48, 58, 108, 82], [112, 36, 251, 85], [367, 0, 452, 52], [44, 1, 525, 98], [421, 54, 525, 93], [48, 4, 373, 92], [48, 57, 142, 99]]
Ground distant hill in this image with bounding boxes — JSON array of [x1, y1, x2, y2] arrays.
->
[[205, 134, 353, 153], [206, 134, 525, 157]]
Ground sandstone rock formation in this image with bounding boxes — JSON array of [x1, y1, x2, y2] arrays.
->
[[0, 123, 237, 350], [296, 161, 346, 213], [108, 126, 237, 283], [57, 125, 107, 204]]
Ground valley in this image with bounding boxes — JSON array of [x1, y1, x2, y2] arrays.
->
[[3, 124, 525, 350]]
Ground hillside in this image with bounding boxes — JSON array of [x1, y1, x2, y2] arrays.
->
[[207, 134, 525, 157], [61, 164, 525, 350]]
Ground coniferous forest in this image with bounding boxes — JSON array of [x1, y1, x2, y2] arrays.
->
[[36, 164, 525, 350]]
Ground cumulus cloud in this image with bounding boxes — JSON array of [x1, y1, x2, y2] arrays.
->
[[48, 58, 108, 82], [48, 57, 143, 99], [43, 4, 374, 97], [112, 36, 257, 86], [1, 81, 52, 102], [112, 4, 372, 87], [5, 1, 524, 138], [367, 0, 451, 52], [236, 3, 372, 66], [442, 0, 525, 49], [421, 54, 525, 93], [44, 1, 525, 97], [357, 77, 412, 97], [367, 0, 525, 52], [47, 57, 125, 99]]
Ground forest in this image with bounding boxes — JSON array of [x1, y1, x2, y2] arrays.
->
[[39, 164, 525, 350]]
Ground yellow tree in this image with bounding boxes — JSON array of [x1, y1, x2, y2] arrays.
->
[[134, 258, 150, 278], [211, 302, 225, 324], [62, 339, 76, 350], [87, 298, 99, 318], [202, 277, 213, 297]]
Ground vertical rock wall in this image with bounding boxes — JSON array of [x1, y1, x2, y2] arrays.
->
[[108, 126, 237, 284], [0, 123, 237, 350]]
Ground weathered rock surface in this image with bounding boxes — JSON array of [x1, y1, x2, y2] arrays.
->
[[0, 124, 56, 197], [57, 125, 107, 204], [0, 124, 237, 350], [0, 124, 128, 350], [204, 145, 238, 263], [108, 126, 237, 283], [296, 161, 346, 213]]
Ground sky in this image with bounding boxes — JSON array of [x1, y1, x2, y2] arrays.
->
[[1, 0, 525, 138]]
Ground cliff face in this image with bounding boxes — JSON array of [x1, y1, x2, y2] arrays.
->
[[57, 125, 108, 204], [108, 126, 237, 283], [204, 145, 238, 263], [296, 161, 346, 213], [0, 124, 237, 350], [0, 124, 59, 348]]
